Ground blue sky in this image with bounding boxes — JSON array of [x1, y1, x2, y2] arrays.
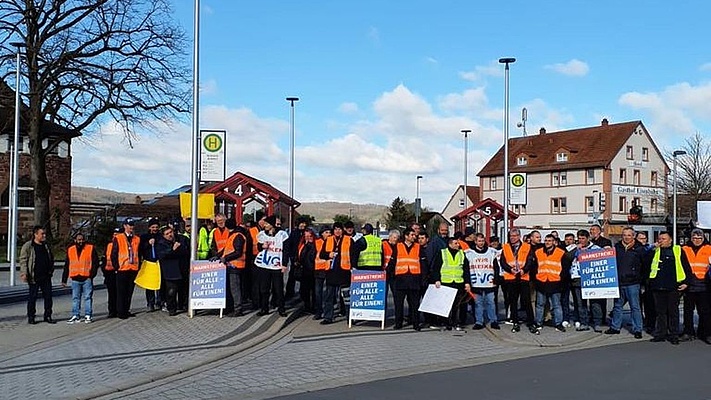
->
[[73, 0, 711, 211]]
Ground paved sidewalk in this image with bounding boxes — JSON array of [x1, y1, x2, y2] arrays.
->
[[0, 286, 293, 400]]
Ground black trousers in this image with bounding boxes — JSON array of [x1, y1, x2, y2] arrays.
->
[[653, 290, 681, 339], [642, 286, 656, 331], [300, 272, 315, 312], [258, 268, 284, 313], [683, 291, 711, 339], [394, 288, 421, 327], [285, 264, 298, 298], [505, 279, 534, 325], [104, 271, 118, 316], [116, 270, 138, 318], [27, 278, 53, 319], [443, 282, 468, 327], [165, 280, 181, 313]]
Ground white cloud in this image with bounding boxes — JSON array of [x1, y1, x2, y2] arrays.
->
[[458, 61, 504, 82], [619, 81, 711, 140], [200, 79, 218, 95], [545, 59, 590, 77], [337, 102, 359, 114], [700, 62, 711, 72], [425, 56, 438, 65]]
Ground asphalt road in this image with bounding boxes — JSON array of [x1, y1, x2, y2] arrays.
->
[[273, 340, 711, 400]]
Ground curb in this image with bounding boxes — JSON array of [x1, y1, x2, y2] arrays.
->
[[83, 305, 306, 400]]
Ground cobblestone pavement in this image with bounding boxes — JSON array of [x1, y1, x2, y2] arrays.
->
[[1, 278, 643, 400]]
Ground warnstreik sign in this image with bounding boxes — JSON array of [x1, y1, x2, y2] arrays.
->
[[348, 270, 387, 329], [579, 248, 620, 299], [189, 260, 227, 317]]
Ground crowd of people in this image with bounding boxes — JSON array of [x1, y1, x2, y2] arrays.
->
[[17, 214, 711, 346]]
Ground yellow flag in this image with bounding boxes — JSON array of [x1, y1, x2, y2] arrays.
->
[[179, 193, 215, 219], [135, 260, 162, 290]]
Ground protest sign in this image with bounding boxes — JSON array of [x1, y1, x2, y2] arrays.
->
[[348, 270, 387, 329], [579, 248, 620, 299], [134, 260, 161, 290], [189, 260, 227, 317], [418, 284, 457, 317]]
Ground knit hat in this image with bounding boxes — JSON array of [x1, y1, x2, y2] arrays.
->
[[264, 215, 278, 227]]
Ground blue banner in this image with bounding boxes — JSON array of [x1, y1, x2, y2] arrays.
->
[[349, 270, 387, 325], [189, 260, 227, 310], [579, 248, 619, 299]]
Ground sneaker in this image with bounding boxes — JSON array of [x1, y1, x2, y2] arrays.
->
[[511, 324, 521, 333], [490, 322, 500, 330], [604, 328, 620, 335], [472, 324, 484, 330], [530, 324, 540, 335], [454, 325, 464, 331], [562, 321, 570, 328], [592, 326, 603, 333], [161, 306, 169, 313], [429, 324, 441, 330], [555, 324, 566, 333], [679, 334, 695, 342], [576, 324, 590, 332], [634, 332, 643, 339], [67, 315, 80, 324], [574, 321, 581, 329], [83, 316, 93, 324]]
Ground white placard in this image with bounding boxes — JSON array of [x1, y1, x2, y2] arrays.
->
[[200, 130, 226, 182], [509, 172, 527, 205], [698, 201, 711, 229], [418, 284, 457, 317]]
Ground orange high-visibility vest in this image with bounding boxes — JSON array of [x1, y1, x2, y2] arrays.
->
[[682, 244, 711, 279], [395, 242, 421, 275], [223, 232, 247, 269], [315, 238, 330, 271], [105, 242, 115, 271], [325, 235, 352, 270], [458, 240, 470, 251], [212, 227, 230, 253], [534, 247, 564, 282], [502, 242, 531, 281], [383, 241, 395, 271], [116, 234, 140, 271], [68, 244, 94, 278], [249, 226, 260, 256]]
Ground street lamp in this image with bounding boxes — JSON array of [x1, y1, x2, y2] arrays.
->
[[416, 175, 423, 223], [8, 42, 25, 286], [188, 0, 201, 263], [461, 129, 471, 210], [499, 57, 516, 242], [672, 149, 687, 244], [286, 96, 299, 230]]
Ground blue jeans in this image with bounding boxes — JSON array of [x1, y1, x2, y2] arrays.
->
[[611, 284, 642, 333], [314, 277, 326, 317], [535, 291, 563, 326], [473, 289, 497, 325], [71, 279, 94, 317]]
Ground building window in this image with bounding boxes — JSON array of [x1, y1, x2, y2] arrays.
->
[[556, 152, 568, 162], [517, 156, 527, 166], [585, 196, 595, 213], [642, 147, 649, 162], [651, 171, 658, 186], [626, 145, 634, 160], [489, 177, 497, 191], [619, 168, 627, 184], [1, 177, 34, 208], [633, 170, 641, 185], [5, 136, 24, 152], [551, 197, 567, 214], [651, 198, 658, 213], [633, 197, 640, 207], [619, 196, 627, 213], [551, 171, 567, 186], [586, 169, 595, 184]]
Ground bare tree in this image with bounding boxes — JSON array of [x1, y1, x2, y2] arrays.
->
[[0, 0, 190, 237], [669, 132, 711, 199]]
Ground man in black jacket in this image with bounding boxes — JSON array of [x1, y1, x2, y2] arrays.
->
[[155, 226, 188, 316], [680, 229, 711, 343], [648, 231, 693, 344], [606, 227, 649, 338], [140, 218, 162, 311]]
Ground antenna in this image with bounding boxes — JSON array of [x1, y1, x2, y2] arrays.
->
[[517, 107, 528, 136]]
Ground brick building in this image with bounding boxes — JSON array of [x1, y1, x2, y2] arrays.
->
[[0, 80, 80, 240]]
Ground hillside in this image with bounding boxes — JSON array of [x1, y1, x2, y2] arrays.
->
[[71, 186, 388, 223]]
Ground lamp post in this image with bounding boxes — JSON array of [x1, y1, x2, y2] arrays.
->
[[188, 0, 201, 263], [8, 42, 25, 286], [672, 149, 687, 244], [415, 175, 423, 223], [286, 96, 299, 231], [499, 57, 516, 242], [461, 129, 471, 210]]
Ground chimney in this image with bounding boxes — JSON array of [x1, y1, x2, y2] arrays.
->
[[539, 127, 546, 135], [601, 118, 609, 126]]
